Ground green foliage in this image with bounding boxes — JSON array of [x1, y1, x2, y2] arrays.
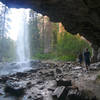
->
[[33, 53, 55, 60], [55, 32, 91, 60], [29, 20, 92, 61], [33, 53, 76, 61], [55, 55, 75, 61], [34, 32, 91, 61]]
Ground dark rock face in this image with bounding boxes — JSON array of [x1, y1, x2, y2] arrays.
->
[[0, 0, 100, 47]]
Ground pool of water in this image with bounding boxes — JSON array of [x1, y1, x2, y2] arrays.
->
[[0, 61, 32, 76]]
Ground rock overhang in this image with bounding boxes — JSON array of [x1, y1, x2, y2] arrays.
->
[[0, 0, 100, 46]]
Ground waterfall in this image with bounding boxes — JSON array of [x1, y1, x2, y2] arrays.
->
[[16, 10, 30, 62], [8, 8, 30, 63], [0, 8, 33, 75]]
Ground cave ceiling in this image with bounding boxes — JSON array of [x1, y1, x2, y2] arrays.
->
[[0, 0, 100, 46]]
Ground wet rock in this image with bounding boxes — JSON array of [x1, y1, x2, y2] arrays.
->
[[45, 71, 55, 77], [0, 76, 9, 83], [38, 70, 54, 78], [0, 93, 2, 95], [16, 72, 27, 78], [37, 80, 44, 84], [57, 79, 72, 87], [4, 80, 25, 96], [56, 68, 62, 74], [63, 64, 69, 71], [53, 64, 59, 68], [28, 95, 32, 99], [90, 62, 100, 70], [67, 89, 81, 100], [52, 86, 67, 100], [27, 82, 32, 88], [67, 89, 98, 100], [28, 69, 38, 73], [63, 64, 68, 68], [33, 94, 43, 100], [30, 60, 41, 67], [72, 66, 82, 70], [49, 71, 55, 76], [89, 67, 99, 71], [46, 63, 51, 67], [0, 61, 99, 100], [67, 85, 79, 91], [38, 85, 45, 90], [0, 87, 4, 95], [80, 90, 98, 100], [48, 87, 56, 92], [10, 62, 17, 66], [38, 71, 43, 76], [66, 62, 72, 65]]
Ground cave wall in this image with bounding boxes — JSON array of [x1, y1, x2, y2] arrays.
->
[[0, 0, 100, 61]]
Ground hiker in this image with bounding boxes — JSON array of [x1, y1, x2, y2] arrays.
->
[[84, 48, 91, 70], [78, 52, 83, 65]]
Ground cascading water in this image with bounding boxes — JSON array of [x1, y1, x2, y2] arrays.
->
[[9, 8, 31, 71], [8, 9, 30, 62], [15, 9, 30, 62], [0, 8, 32, 75]]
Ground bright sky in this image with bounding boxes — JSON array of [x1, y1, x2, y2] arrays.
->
[[8, 8, 30, 41]]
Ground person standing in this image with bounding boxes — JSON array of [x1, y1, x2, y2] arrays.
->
[[84, 48, 91, 70], [78, 52, 83, 65]]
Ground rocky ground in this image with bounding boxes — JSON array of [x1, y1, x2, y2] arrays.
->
[[0, 60, 100, 100]]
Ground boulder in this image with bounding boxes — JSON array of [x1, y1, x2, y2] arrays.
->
[[0, 76, 9, 83], [72, 66, 82, 70], [90, 62, 100, 70], [67, 89, 81, 100], [56, 68, 62, 74], [4, 80, 25, 96], [57, 79, 72, 87], [26, 82, 32, 88], [33, 94, 43, 100], [30, 60, 41, 67], [52, 86, 67, 100], [67, 89, 98, 100]]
